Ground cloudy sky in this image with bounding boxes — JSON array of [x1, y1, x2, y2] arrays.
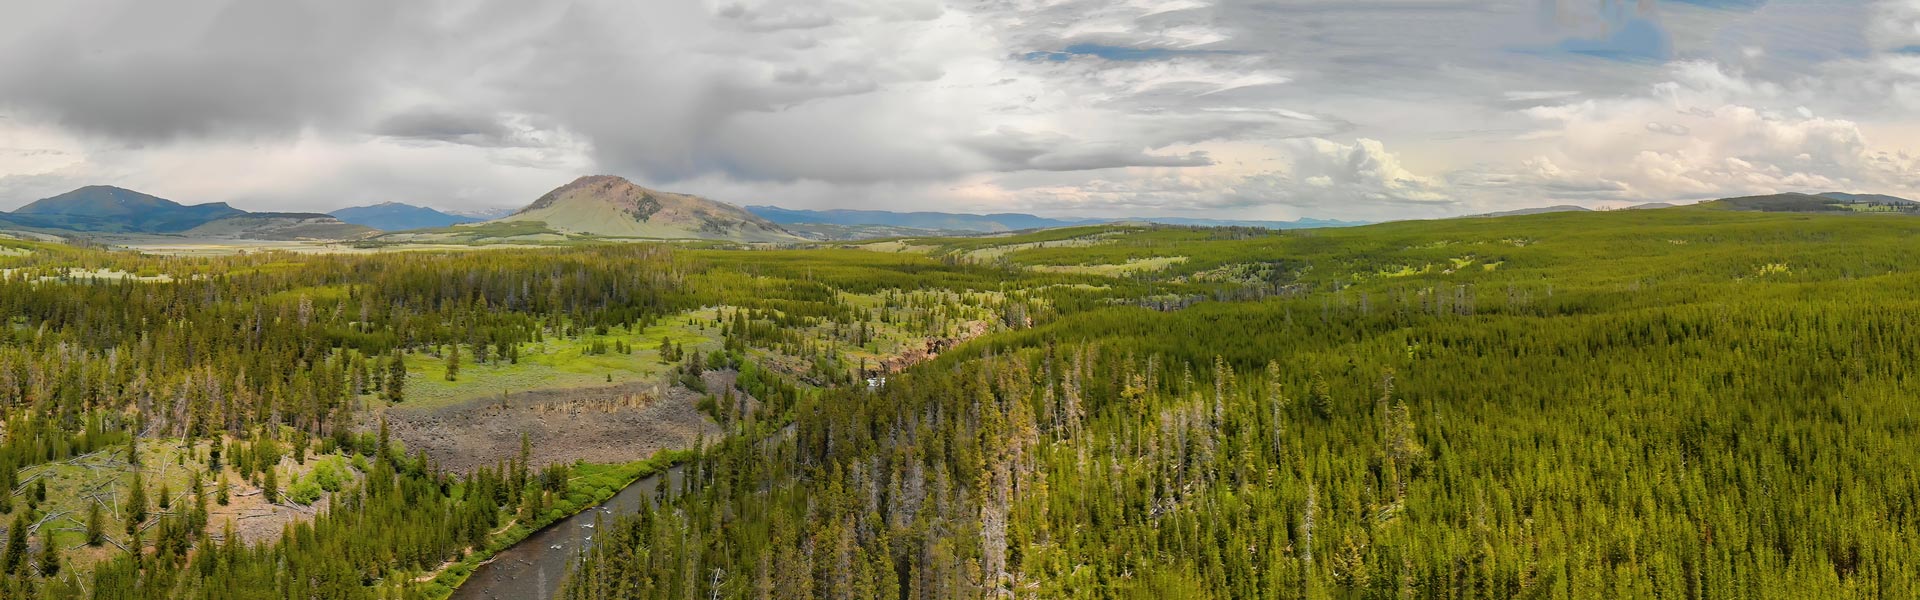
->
[[1, 0, 1917, 221]]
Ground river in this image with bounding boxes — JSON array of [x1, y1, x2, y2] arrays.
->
[[450, 466, 686, 600]]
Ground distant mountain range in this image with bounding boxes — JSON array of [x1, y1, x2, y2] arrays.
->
[[745, 206, 1068, 233], [1, 180, 806, 243], [745, 206, 1364, 235], [183, 213, 379, 240], [1469, 192, 1916, 218], [6, 186, 246, 233], [331, 202, 482, 231], [445, 207, 519, 220], [1816, 192, 1917, 206], [0, 186, 376, 240], [1473, 202, 1675, 217], [1707, 192, 1919, 213], [14, 183, 1912, 245]]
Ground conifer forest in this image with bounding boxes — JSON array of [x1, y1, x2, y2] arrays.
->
[[0, 205, 1900, 599]]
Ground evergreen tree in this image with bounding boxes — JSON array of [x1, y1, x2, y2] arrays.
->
[[385, 352, 407, 403], [124, 471, 146, 537], [261, 467, 278, 505], [3, 513, 25, 575], [37, 527, 57, 576], [85, 502, 102, 547]]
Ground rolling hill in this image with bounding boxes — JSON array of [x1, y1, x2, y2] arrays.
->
[[182, 213, 378, 240], [1818, 192, 1917, 206], [331, 202, 481, 231], [1709, 193, 1863, 213], [1471, 192, 1918, 218], [2, 185, 382, 241], [497, 176, 800, 242]]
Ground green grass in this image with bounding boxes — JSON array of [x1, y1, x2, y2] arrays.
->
[[393, 311, 724, 410], [1030, 256, 1188, 276]]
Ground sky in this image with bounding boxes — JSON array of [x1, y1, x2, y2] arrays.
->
[[0, 0, 1917, 221]]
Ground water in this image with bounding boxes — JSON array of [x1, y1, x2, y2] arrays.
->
[[450, 466, 685, 600]]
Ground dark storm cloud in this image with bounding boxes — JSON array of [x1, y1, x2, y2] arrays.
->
[[374, 108, 515, 147], [1, 0, 1899, 221], [961, 130, 1215, 171], [0, 0, 1313, 192], [0, 1, 433, 140]]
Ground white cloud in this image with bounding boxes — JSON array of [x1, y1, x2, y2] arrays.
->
[[0, 0, 1918, 221], [923, 137, 1452, 220], [1484, 59, 1920, 204], [1868, 0, 1920, 52]]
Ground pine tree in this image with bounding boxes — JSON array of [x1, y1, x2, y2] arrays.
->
[[37, 527, 57, 576], [445, 344, 461, 381], [377, 418, 391, 463], [1309, 372, 1334, 420], [261, 467, 278, 505], [385, 352, 407, 403], [4, 513, 26, 575], [85, 502, 103, 546], [189, 472, 208, 532], [125, 471, 147, 537]]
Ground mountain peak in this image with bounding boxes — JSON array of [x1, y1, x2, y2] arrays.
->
[[499, 176, 800, 242], [564, 174, 634, 188], [331, 202, 480, 231], [9, 185, 245, 233]]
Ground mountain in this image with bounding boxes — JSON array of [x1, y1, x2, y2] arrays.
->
[[1708, 193, 1855, 213], [1131, 216, 1367, 228], [446, 207, 519, 220], [1474, 205, 1593, 218], [182, 213, 379, 241], [9, 185, 244, 232], [748, 206, 1071, 232], [331, 202, 481, 231], [497, 176, 801, 242], [746, 206, 1365, 236], [1, 185, 383, 241], [1477, 192, 1917, 218], [1699, 191, 1920, 213], [1818, 192, 1917, 205], [779, 223, 976, 241]]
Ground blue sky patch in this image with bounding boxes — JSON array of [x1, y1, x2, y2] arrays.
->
[[1558, 15, 1673, 61]]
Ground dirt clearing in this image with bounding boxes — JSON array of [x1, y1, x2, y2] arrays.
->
[[370, 372, 733, 473]]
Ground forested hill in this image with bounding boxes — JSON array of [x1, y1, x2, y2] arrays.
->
[[0, 204, 1915, 598], [562, 206, 1920, 599]]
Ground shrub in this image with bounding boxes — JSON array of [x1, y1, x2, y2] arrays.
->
[[286, 476, 323, 506]]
